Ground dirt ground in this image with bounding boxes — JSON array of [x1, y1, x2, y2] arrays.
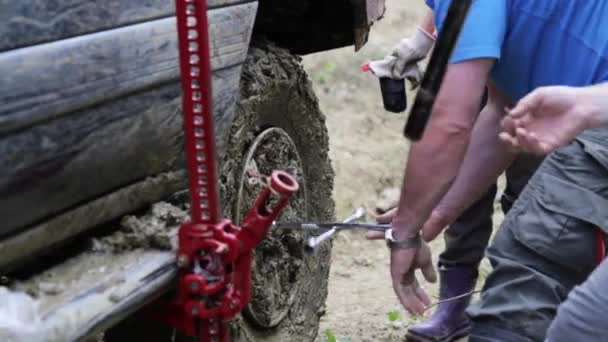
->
[[302, 1, 498, 341]]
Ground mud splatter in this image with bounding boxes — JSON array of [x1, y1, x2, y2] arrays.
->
[[91, 202, 188, 253]]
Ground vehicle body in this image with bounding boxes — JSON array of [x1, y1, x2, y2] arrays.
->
[[0, 1, 385, 340]]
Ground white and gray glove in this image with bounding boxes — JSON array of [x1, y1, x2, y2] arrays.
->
[[369, 27, 435, 88]]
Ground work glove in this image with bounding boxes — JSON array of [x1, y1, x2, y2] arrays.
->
[[368, 27, 435, 88]]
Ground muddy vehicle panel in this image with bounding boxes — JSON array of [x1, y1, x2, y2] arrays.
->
[[0, 0, 385, 340]]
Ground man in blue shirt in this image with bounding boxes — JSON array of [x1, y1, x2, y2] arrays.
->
[[370, 1, 608, 341]]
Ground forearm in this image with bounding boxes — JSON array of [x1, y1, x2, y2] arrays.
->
[[393, 119, 472, 238], [391, 58, 494, 238], [435, 103, 516, 224]]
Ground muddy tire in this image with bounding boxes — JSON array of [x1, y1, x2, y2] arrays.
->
[[225, 41, 334, 342], [106, 41, 334, 342]]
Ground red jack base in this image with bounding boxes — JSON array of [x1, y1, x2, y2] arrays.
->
[[152, 171, 299, 342]]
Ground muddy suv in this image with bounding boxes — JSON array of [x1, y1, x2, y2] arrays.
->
[[0, 1, 384, 340]]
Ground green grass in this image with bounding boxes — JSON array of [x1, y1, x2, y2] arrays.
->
[[325, 328, 337, 342], [387, 310, 403, 322], [324, 328, 354, 342], [316, 62, 338, 83]]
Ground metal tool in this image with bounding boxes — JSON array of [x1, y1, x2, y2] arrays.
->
[[307, 223, 391, 249], [272, 207, 389, 250], [283, 222, 390, 232], [306, 207, 367, 249]]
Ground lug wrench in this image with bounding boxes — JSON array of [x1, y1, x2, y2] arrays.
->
[[306, 207, 367, 250], [306, 222, 390, 250], [272, 208, 389, 250]]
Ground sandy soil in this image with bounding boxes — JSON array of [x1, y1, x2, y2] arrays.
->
[[303, 2, 498, 340]]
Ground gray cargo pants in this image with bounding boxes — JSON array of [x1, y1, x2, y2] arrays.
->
[[439, 153, 543, 268], [468, 128, 608, 341], [545, 257, 608, 342]]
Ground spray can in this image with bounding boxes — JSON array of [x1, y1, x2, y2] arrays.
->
[[362, 64, 407, 113], [379, 77, 407, 113]]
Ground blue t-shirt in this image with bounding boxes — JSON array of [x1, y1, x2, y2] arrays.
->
[[426, 0, 608, 101]]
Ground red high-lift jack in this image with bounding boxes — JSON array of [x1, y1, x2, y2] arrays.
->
[[154, 0, 299, 340]]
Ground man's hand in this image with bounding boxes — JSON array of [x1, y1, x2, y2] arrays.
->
[[499, 86, 595, 154], [390, 237, 436, 315], [367, 209, 437, 315]]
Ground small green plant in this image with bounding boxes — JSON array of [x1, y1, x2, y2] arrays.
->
[[325, 328, 337, 342], [316, 62, 338, 83], [387, 310, 403, 322]]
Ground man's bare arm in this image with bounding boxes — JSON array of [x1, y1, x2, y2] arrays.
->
[[392, 58, 494, 239], [422, 83, 516, 240]]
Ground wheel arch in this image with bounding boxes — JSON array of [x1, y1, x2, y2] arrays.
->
[[253, 0, 386, 54]]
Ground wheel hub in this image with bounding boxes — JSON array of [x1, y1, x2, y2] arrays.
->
[[235, 127, 309, 329]]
